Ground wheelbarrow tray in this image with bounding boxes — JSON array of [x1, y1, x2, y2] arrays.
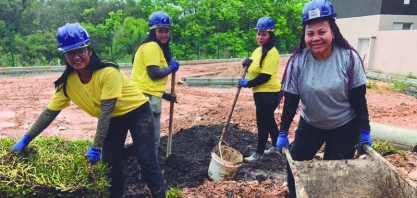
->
[[285, 145, 417, 198]]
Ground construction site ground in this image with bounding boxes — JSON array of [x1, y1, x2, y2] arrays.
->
[[0, 58, 416, 197]]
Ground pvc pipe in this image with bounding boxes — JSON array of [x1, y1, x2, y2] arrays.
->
[[184, 77, 241, 86], [370, 122, 417, 150]]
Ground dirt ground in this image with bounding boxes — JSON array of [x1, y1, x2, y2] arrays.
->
[[1, 58, 417, 197], [122, 125, 288, 197]]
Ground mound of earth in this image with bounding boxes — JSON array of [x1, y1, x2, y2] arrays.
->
[[121, 124, 288, 197]]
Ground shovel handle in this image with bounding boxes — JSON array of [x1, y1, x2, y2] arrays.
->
[[166, 72, 176, 157], [219, 65, 249, 142]]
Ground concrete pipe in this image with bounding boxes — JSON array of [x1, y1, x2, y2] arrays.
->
[[370, 122, 417, 151]]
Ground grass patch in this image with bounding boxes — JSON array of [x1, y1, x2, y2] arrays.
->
[[0, 137, 110, 198], [388, 81, 410, 92], [406, 72, 417, 79], [366, 80, 379, 89], [167, 186, 183, 198], [372, 140, 408, 160]]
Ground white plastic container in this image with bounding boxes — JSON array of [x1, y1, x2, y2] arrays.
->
[[208, 144, 243, 181]]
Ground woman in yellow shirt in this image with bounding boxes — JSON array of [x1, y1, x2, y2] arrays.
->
[[12, 23, 165, 198], [238, 16, 282, 161], [130, 11, 179, 157]]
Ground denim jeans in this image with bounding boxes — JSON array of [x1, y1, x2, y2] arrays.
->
[[101, 102, 165, 198], [253, 92, 281, 154], [287, 117, 360, 197]]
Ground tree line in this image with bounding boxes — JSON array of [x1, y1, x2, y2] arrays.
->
[[0, 0, 308, 67]]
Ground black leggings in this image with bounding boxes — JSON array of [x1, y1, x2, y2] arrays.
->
[[287, 117, 361, 197], [253, 92, 280, 154]]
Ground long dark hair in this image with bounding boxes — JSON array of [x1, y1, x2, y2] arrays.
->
[[131, 29, 172, 64], [259, 31, 277, 68], [281, 16, 364, 96], [54, 46, 119, 97]]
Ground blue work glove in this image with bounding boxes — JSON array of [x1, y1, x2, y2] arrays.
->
[[357, 129, 372, 151], [85, 146, 101, 164], [12, 134, 33, 152], [238, 79, 249, 88], [169, 59, 179, 72], [276, 132, 290, 153]]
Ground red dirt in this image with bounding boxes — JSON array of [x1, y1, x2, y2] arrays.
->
[[1, 58, 416, 197]]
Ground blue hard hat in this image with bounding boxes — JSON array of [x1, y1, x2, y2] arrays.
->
[[148, 11, 171, 29], [254, 17, 275, 31], [302, 0, 337, 23], [57, 23, 90, 51]]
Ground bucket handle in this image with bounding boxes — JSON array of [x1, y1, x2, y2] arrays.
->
[[217, 140, 243, 166], [218, 141, 225, 164]]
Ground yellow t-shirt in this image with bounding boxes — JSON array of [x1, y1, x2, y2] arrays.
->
[[47, 67, 148, 117], [248, 47, 281, 93], [130, 42, 168, 97]]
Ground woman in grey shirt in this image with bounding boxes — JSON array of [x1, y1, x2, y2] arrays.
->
[[276, 0, 372, 197]]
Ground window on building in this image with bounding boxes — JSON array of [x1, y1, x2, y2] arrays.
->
[[393, 22, 413, 30], [403, 23, 412, 30], [404, 0, 410, 4]]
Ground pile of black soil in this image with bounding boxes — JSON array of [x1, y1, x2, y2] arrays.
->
[[122, 125, 287, 197]]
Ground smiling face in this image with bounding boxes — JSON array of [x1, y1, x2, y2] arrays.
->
[[155, 27, 170, 44], [304, 19, 334, 60], [257, 30, 270, 47], [64, 46, 92, 71]]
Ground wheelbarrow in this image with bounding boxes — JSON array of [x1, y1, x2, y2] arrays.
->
[[283, 145, 417, 198]]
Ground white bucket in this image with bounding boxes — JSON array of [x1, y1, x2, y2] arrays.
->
[[208, 143, 243, 181]]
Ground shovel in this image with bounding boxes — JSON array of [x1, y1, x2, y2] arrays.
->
[[217, 60, 252, 159], [208, 61, 250, 181], [219, 60, 251, 143], [166, 70, 176, 157]]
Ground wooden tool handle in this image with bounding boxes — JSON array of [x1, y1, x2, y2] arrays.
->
[[219, 66, 248, 142], [166, 72, 176, 157]]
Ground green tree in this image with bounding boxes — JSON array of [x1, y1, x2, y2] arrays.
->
[[0, 0, 308, 66], [112, 17, 148, 61], [0, 0, 36, 32]]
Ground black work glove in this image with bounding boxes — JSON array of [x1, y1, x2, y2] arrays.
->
[[242, 58, 252, 69], [162, 92, 178, 103]]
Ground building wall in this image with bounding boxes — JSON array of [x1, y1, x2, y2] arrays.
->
[[331, 0, 382, 18], [372, 30, 417, 75], [381, 0, 417, 15], [378, 14, 417, 30], [331, 0, 417, 17], [337, 15, 417, 75], [335, 15, 380, 47]]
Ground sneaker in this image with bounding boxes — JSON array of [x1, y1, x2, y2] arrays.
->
[[244, 152, 263, 161], [264, 146, 279, 155]]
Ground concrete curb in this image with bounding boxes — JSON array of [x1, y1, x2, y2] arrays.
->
[[0, 59, 243, 75], [1, 56, 415, 88], [366, 71, 417, 87], [182, 70, 417, 87], [0, 55, 295, 75]]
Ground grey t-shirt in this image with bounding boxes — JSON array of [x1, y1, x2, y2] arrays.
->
[[283, 45, 367, 130]]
